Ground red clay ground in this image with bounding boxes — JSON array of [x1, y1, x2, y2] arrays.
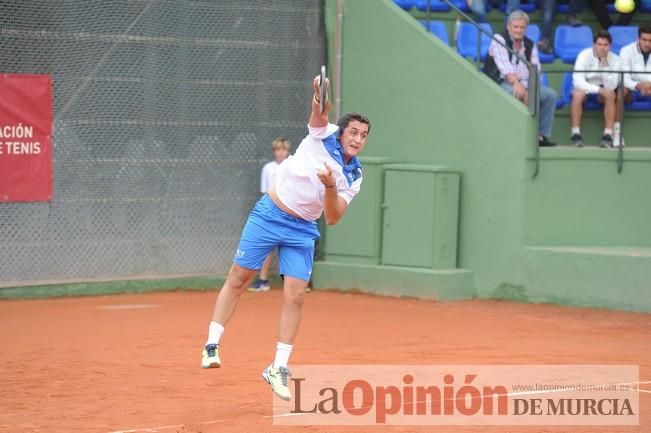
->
[[0, 290, 649, 433]]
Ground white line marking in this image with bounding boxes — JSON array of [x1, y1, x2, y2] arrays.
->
[[109, 424, 180, 433], [264, 412, 309, 418], [98, 304, 159, 310], [109, 419, 225, 433]]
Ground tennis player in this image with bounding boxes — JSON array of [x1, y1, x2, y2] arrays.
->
[[201, 74, 371, 401]]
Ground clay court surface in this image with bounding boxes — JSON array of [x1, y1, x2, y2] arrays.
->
[[0, 289, 649, 433]]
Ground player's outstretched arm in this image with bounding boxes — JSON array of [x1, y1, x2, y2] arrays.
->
[[309, 76, 329, 128]]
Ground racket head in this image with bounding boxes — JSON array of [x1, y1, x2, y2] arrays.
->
[[319, 65, 327, 113]]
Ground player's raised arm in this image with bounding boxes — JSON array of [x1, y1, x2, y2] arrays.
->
[[309, 75, 329, 128]]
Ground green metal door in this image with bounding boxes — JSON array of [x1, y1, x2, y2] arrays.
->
[[381, 170, 435, 267]]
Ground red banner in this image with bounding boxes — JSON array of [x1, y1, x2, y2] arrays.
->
[[0, 74, 53, 202]]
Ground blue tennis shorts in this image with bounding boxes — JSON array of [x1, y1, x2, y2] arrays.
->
[[234, 194, 320, 282]]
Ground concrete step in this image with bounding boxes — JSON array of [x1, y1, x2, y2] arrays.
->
[[313, 261, 474, 301], [519, 246, 651, 312]]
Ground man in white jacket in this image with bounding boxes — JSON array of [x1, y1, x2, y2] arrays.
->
[[620, 23, 651, 103], [570, 30, 622, 148]]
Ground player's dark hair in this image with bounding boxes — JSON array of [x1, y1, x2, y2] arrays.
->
[[639, 23, 651, 37], [594, 30, 612, 44], [336, 112, 371, 138]]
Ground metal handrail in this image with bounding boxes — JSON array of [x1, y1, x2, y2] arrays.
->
[[546, 69, 651, 174], [418, 2, 650, 177], [420, 0, 541, 176]]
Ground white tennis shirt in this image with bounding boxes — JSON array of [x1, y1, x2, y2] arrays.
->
[[619, 42, 651, 91], [573, 48, 621, 93], [275, 123, 363, 222], [260, 160, 281, 194]]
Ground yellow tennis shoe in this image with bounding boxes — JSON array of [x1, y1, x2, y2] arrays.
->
[[201, 344, 221, 368], [262, 365, 292, 401]]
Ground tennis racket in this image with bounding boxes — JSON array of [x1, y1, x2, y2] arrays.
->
[[319, 65, 327, 113]]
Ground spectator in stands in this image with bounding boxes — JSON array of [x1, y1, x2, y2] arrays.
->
[[466, 0, 524, 23], [484, 10, 559, 146], [620, 23, 651, 100], [589, 0, 641, 29], [248, 137, 291, 292], [537, 0, 584, 54], [570, 30, 622, 147], [506, 0, 522, 15], [566, 0, 584, 26], [467, 0, 498, 23], [505, 0, 582, 39]]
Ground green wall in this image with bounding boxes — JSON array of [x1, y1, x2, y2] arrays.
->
[[320, 0, 537, 299], [0, 275, 226, 299], [525, 150, 651, 247], [316, 0, 651, 312]]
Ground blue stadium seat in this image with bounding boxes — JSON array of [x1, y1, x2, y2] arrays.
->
[[456, 22, 493, 61], [609, 26, 638, 54], [416, 0, 452, 11], [420, 20, 450, 44], [394, 0, 417, 10], [541, 73, 564, 109], [525, 23, 540, 41], [561, 72, 573, 105], [641, 0, 651, 12], [499, 0, 537, 13], [450, 0, 471, 12], [561, 72, 603, 109], [555, 0, 584, 12], [561, 74, 651, 111], [525, 24, 556, 63], [554, 25, 593, 63], [556, 2, 570, 12], [626, 94, 651, 111]]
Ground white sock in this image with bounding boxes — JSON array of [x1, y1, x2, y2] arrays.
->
[[571, 127, 580, 135], [613, 122, 621, 136], [604, 128, 613, 136], [273, 342, 293, 368], [206, 321, 224, 346]]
